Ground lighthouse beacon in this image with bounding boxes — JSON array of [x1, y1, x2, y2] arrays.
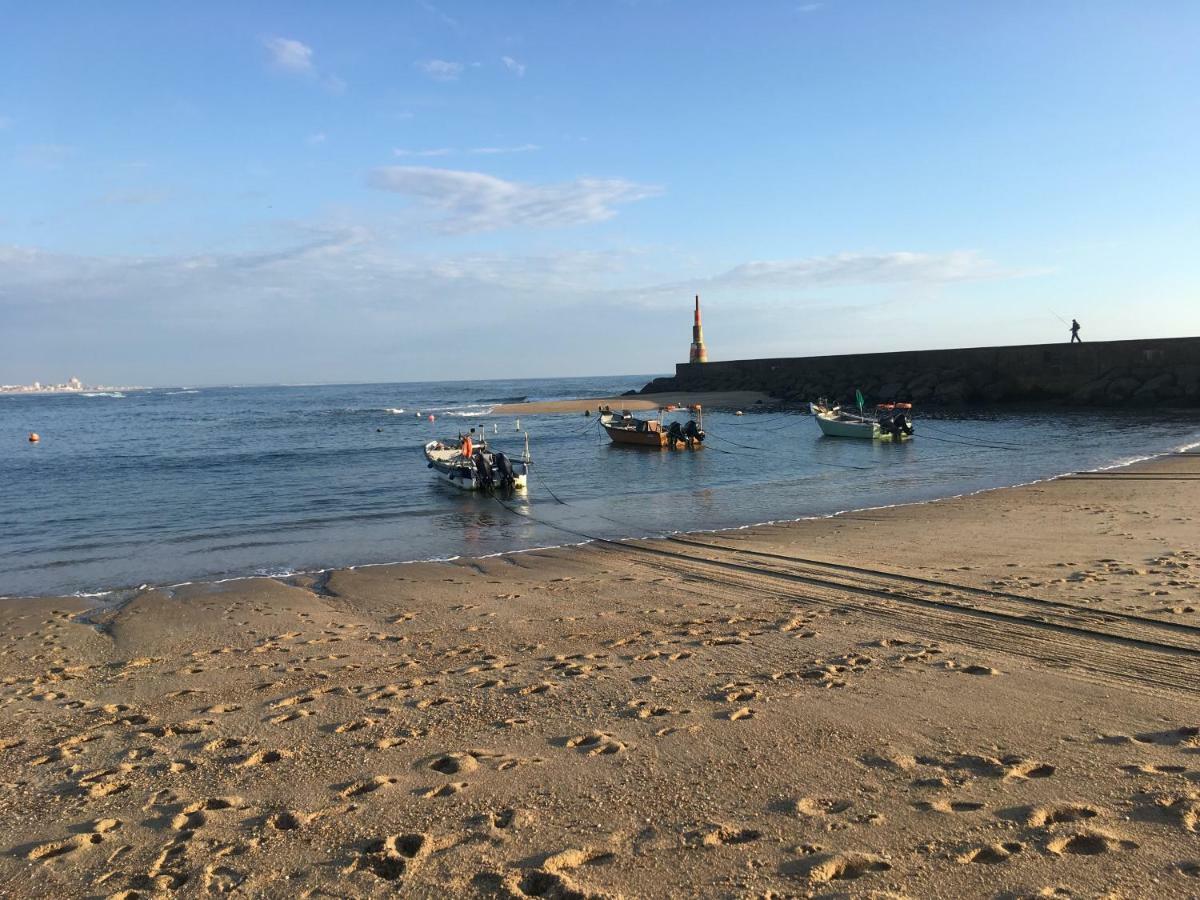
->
[[689, 295, 708, 363]]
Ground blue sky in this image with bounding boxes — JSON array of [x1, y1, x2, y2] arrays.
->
[[2, 1, 1197, 385]]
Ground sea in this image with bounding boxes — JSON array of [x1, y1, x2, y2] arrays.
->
[[3, 376, 1199, 600]]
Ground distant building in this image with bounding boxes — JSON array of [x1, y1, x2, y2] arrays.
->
[[68, 376, 82, 389], [689, 295, 708, 364]]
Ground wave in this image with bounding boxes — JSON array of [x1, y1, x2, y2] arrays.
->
[[421, 404, 496, 418], [81, 391, 125, 398], [167, 389, 200, 395], [478, 395, 527, 404], [384, 408, 406, 414]]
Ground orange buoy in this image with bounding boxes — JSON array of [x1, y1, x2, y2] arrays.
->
[[428, 414, 435, 422], [28, 432, 40, 443]]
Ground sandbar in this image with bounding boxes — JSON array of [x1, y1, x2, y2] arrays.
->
[[493, 390, 777, 415]]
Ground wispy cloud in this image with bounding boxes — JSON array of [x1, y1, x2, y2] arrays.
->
[[501, 56, 526, 77], [18, 144, 74, 169], [367, 166, 662, 232], [710, 251, 1004, 289], [471, 143, 539, 155], [418, 0, 458, 28], [797, 3, 823, 12], [98, 190, 169, 206], [306, 132, 328, 146], [415, 59, 464, 81], [625, 251, 1011, 307], [263, 36, 345, 92], [0, 235, 1027, 383], [264, 36, 313, 73], [392, 147, 454, 158], [393, 144, 539, 158]]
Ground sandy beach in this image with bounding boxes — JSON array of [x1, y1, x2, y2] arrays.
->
[[2, 452, 1198, 898], [493, 391, 777, 415]]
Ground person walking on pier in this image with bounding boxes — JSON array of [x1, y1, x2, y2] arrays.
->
[[1070, 319, 1082, 343]]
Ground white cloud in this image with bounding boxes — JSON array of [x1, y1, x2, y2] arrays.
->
[[17, 144, 74, 168], [264, 37, 344, 91], [621, 251, 1010, 308], [0, 235, 1032, 383], [392, 147, 454, 158], [367, 166, 662, 232], [471, 143, 539, 155], [415, 59, 464, 81], [98, 190, 169, 206], [710, 251, 1003, 289], [306, 132, 328, 145], [264, 37, 314, 73], [418, 0, 458, 28], [501, 56, 526, 77]]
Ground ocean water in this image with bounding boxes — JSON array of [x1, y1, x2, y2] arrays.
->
[[2, 376, 1199, 599]]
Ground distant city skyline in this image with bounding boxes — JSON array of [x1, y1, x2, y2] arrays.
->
[[2, 2, 1198, 386]]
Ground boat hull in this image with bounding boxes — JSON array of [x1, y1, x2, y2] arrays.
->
[[424, 441, 528, 490], [601, 423, 703, 450], [816, 414, 879, 439]]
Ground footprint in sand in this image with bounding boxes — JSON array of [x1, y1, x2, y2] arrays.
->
[[340, 776, 399, 799], [241, 748, 292, 767], [956, 841, 1024, 864], [564, 731, 629, 756], [1045, 829, 1138, 856], [26, 818, 120, 864], [691, 824, 762, 847], [912, 799, 985, 814], [429, 752, 479, 776], [1024, 804, 1102, 827], [791, 851, 892, 883], [420, 781, 468, 799]]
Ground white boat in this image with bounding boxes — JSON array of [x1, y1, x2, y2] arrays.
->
[[815, 409, 881, 439], [815, 404, 914, 441], [424, 437, 528, 490]]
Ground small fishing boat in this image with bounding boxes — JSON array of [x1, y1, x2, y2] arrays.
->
[[815, 403, 914, 441], [424, 435, 529, 490], [600, 408, 705, 449]]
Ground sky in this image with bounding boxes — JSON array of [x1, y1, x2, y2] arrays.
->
[[1, 1, 1198, 386]]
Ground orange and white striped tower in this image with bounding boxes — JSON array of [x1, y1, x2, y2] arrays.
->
[[689, 294, 708, 363]]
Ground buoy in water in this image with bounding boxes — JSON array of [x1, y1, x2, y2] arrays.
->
[[28, 432, 40, 443], [428, 414, 435, 422], [735, 410, 743, 416]]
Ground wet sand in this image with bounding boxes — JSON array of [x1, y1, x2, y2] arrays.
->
[[493, 391, 777, 415], [1, 453, 1198, 897]]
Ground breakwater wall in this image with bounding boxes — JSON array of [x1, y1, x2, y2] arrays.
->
[[642, 337, 1200, 406]]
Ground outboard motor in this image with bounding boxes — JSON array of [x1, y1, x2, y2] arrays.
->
[[494, 452, 515, 488], [683, 419, 704, 446], [667, 421, 684, 447], [473, 450, 494, 488]]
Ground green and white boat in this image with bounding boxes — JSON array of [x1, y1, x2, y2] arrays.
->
[[814, 398, 914, 441]]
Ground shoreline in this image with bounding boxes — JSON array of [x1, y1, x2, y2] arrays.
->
[[2, 444, 1199, 894], [7, 435, 1199, 610]]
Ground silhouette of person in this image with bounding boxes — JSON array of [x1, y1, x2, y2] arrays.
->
[[1070, 319, 1082, 343]]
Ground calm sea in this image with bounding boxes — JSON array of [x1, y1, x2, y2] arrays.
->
[[2, 376, 1198, 599]]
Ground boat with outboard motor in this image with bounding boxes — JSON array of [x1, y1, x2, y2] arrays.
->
[[814, 402, 914, 441], [424, 433, 529, 490], [600, 407, 705, 449]]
